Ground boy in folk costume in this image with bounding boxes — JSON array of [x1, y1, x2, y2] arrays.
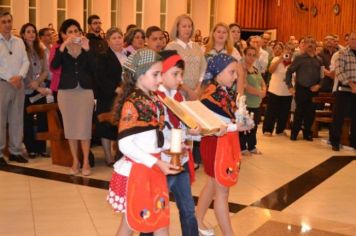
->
[[196, 53, 252, 236], [159, 50, 200, 235], [107, 49, 180, 236], [140, 50, 200, 236]]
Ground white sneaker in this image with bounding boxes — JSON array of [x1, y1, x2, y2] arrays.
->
[[241, 150, 251, 156], [198, 227, 215, 236], [249, 148, 262, 155]]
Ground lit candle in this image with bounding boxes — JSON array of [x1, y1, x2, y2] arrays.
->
[[170, 129, 182, 153]]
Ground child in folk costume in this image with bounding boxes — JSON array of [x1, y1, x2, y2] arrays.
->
[[196, 54, 244, 236], [107, 49, 180, 236], [156, 50, 200, 236], [140, 50, 201, 236]]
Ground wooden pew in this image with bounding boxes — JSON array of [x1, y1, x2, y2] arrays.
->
[[311, 93, 350, 146], [26, 103, 73, 167], [97, 112, 116, 124]]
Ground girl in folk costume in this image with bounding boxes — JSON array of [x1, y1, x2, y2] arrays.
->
[[156, 50, 200, 236], [196, 54, 243, 236], [107, 49, 180, 236]]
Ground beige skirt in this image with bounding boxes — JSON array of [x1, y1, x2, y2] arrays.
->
[[58, 87, 94, 140]]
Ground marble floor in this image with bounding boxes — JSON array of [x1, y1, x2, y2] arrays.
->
[[0, 129, 356, 236]]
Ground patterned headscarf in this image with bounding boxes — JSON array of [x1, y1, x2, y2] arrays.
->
[[122, 48, 162, 82], [204, 53, 236, 81]]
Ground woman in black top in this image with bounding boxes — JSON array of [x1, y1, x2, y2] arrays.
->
[[95, 27, 126, 165], [51, 19, 95, 176]]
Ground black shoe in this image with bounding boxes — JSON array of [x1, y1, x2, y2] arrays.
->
[[332, 145, 340, 151], [290, 134, 297, 141], [0, 157, 8, 166], [303, 136, 313, 141], [9, 154, 28, 163], [28, 152, 37, 158], [89, 151, 95, 167], [38, 152, 50, 158], [105, 160, 115, 167]]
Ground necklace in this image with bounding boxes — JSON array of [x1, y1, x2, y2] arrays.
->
[[1, 38, 13, 55]]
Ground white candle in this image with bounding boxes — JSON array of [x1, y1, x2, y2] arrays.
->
[[170, 129, 182, 153]]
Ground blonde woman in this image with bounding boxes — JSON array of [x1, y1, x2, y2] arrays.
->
[[165, 14, 206, 100], [205, 22, 245, 95]]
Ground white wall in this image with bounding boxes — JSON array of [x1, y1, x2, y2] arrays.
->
[[91, 0, 110, 33], [11, 0, 28, 33], [166, 0, 187, 33], [119, 0, 135, 32], [143, 0, 160, 30], [67, 0, 84, 28], [191, 0, 210, 37], [216, 0, 236, 26], [37, 0, 56, 29], [8, 0, 237, 38]]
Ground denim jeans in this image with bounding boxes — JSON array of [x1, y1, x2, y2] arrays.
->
[[140, 164, 198, 236]]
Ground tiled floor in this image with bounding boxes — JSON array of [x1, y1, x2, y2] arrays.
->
[[1, 129, 355, 236]]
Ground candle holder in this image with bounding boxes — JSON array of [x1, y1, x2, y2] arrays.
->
[[163, 150, 184, 171]]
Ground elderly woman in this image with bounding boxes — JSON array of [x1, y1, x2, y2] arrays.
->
[[95, 27, 125, 166], [51, 19, 96, 176]]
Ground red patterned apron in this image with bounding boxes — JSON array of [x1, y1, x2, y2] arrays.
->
[[214, 131, 241, 187], [126, 154, 170, 233]]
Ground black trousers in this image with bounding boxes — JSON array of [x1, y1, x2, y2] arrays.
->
[[24, 92, 47, 154], [291, 84, 317, 137], [240, 107, 261, 151], [329, 91, 356, 148], [263, 92, 292, 134]]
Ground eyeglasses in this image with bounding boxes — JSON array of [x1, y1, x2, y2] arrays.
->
[[91, 22, 102, 25]]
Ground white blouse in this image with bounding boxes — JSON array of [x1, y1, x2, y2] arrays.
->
[[268, 57, 292, 96], [114, 129, 160, 176]]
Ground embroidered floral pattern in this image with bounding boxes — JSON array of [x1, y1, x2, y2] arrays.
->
[[202, 82, 236, 118], [118, 89, 165, 140], [127, 89, 165, 128]]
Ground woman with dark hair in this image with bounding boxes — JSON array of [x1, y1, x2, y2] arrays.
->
[[20, 23, 49, 158], [229, 23, 245, 56], [123, 27, 145, 56], [263, 43, 294, 136], [51, 19, 96, 176]]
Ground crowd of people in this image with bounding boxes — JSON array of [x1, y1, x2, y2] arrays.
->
[[1, 10, 355, 236]]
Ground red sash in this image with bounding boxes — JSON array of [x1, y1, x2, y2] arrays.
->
[[126, 154, 170, 233], [214, 132, 241, 187], [187, 149, 195, 184]]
